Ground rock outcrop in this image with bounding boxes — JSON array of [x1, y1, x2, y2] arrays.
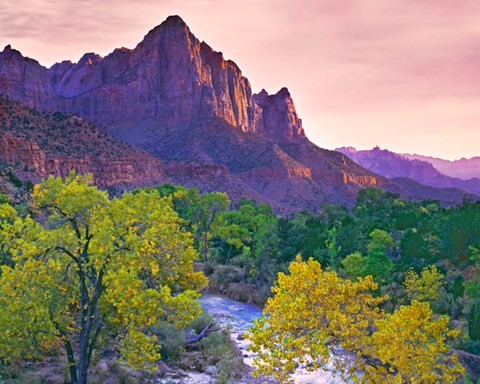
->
[[0, 16, 304, 143], [453, 350, 480, 382], [4, 15, 450, 209], [254, 88, 305, 141], [0, 134, 46, 172], [0, 96, 165, 187]]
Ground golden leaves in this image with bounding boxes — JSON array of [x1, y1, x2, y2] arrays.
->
[[404, 265, 444, 303], [248, 257, 464, 384], [0, 175, 207, 373]]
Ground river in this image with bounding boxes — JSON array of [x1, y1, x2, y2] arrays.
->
[[199, 293, 343, 384]]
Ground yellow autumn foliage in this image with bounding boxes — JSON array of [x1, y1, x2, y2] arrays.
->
[[248, 256, 464, 384], [0, 174, 207, 382], [403, 265, 444, 302]]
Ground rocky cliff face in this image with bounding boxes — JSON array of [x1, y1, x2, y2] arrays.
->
[[1, 16, 411, 209], [0, 45, 58, 111], [0, 134, 46, 171], [0, 134, 164, 186], [0, 96, 165, 187], [0, 16, 305, 143], [254, 88, 305, 141]]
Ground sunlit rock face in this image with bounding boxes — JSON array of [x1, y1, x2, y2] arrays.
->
[[0, 16, 305, 142], [254, 88, 305, 141], [0, 15, 405, 210]]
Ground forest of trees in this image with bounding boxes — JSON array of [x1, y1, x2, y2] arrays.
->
[[152, 183, 480, 382], [1, 175, 479, 383]]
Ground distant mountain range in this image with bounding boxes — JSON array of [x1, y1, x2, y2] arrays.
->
[[0, 15, 476, 209], [402, 153, 480, 180], [337, 146, 480, 196]]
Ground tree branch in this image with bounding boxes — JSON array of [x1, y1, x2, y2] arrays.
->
[[186, 323, 218, 343]]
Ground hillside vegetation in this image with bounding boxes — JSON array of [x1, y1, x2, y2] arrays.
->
[[0, 177, 479, 383]]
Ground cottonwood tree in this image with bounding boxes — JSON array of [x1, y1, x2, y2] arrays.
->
[[403, 265, 444, 303], [248, 256, 464, 384], [0, 174, 207, 384]]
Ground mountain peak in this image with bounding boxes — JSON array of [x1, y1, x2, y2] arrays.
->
[[0, 44, 43, 68], [164, 15, 187, 26], [144, 15, 189, 39], [336, 146, 358, 154], [78, 52, 102, 65], [277, 87, 291, 98], [254, 88, 305, 141], [2, 44, 22, 57], [0, 15, 308, 143]]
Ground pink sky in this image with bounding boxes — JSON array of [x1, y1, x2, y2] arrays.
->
[[1, 0, 480, 160]]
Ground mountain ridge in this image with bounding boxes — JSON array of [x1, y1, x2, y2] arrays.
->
[[1, 15, 472, 208], [337, 146, 480, 196], [1, 15, 306, 141], [402, 152, 480, 180]]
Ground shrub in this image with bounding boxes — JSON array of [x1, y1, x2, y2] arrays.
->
[[0, 192, 9, 204], [6, 171, 22, 188], [189, 312, 214, 334], [210, 265, 243, 285], [150, 324, 186, 362], [468, 300, 480, 341], [197, 330, 245, 381]]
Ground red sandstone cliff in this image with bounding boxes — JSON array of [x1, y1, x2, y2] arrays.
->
[[0, 96, 165, 187], [0, 132, 164, 186], [0, 16, 400, 208], [0, 16, 302, 141]]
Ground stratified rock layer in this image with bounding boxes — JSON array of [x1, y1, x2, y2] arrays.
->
[[0, 96, 165, 187], [0, 15, 397, 209]]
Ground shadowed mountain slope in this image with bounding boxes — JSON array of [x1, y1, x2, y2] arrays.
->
[[0, 95, 164, 187]]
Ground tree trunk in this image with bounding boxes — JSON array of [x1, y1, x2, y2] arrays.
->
[[65, 339, 78, 384], [76, 273, 92, 384], [202, 214, 215, 262], [203, 230, 208, 262], [77, 296, 103, 384], [77, 319, 91, 384], [226, 244, 233, 264], [186, 323, 216, 343], [77, 360, 88, 384]]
